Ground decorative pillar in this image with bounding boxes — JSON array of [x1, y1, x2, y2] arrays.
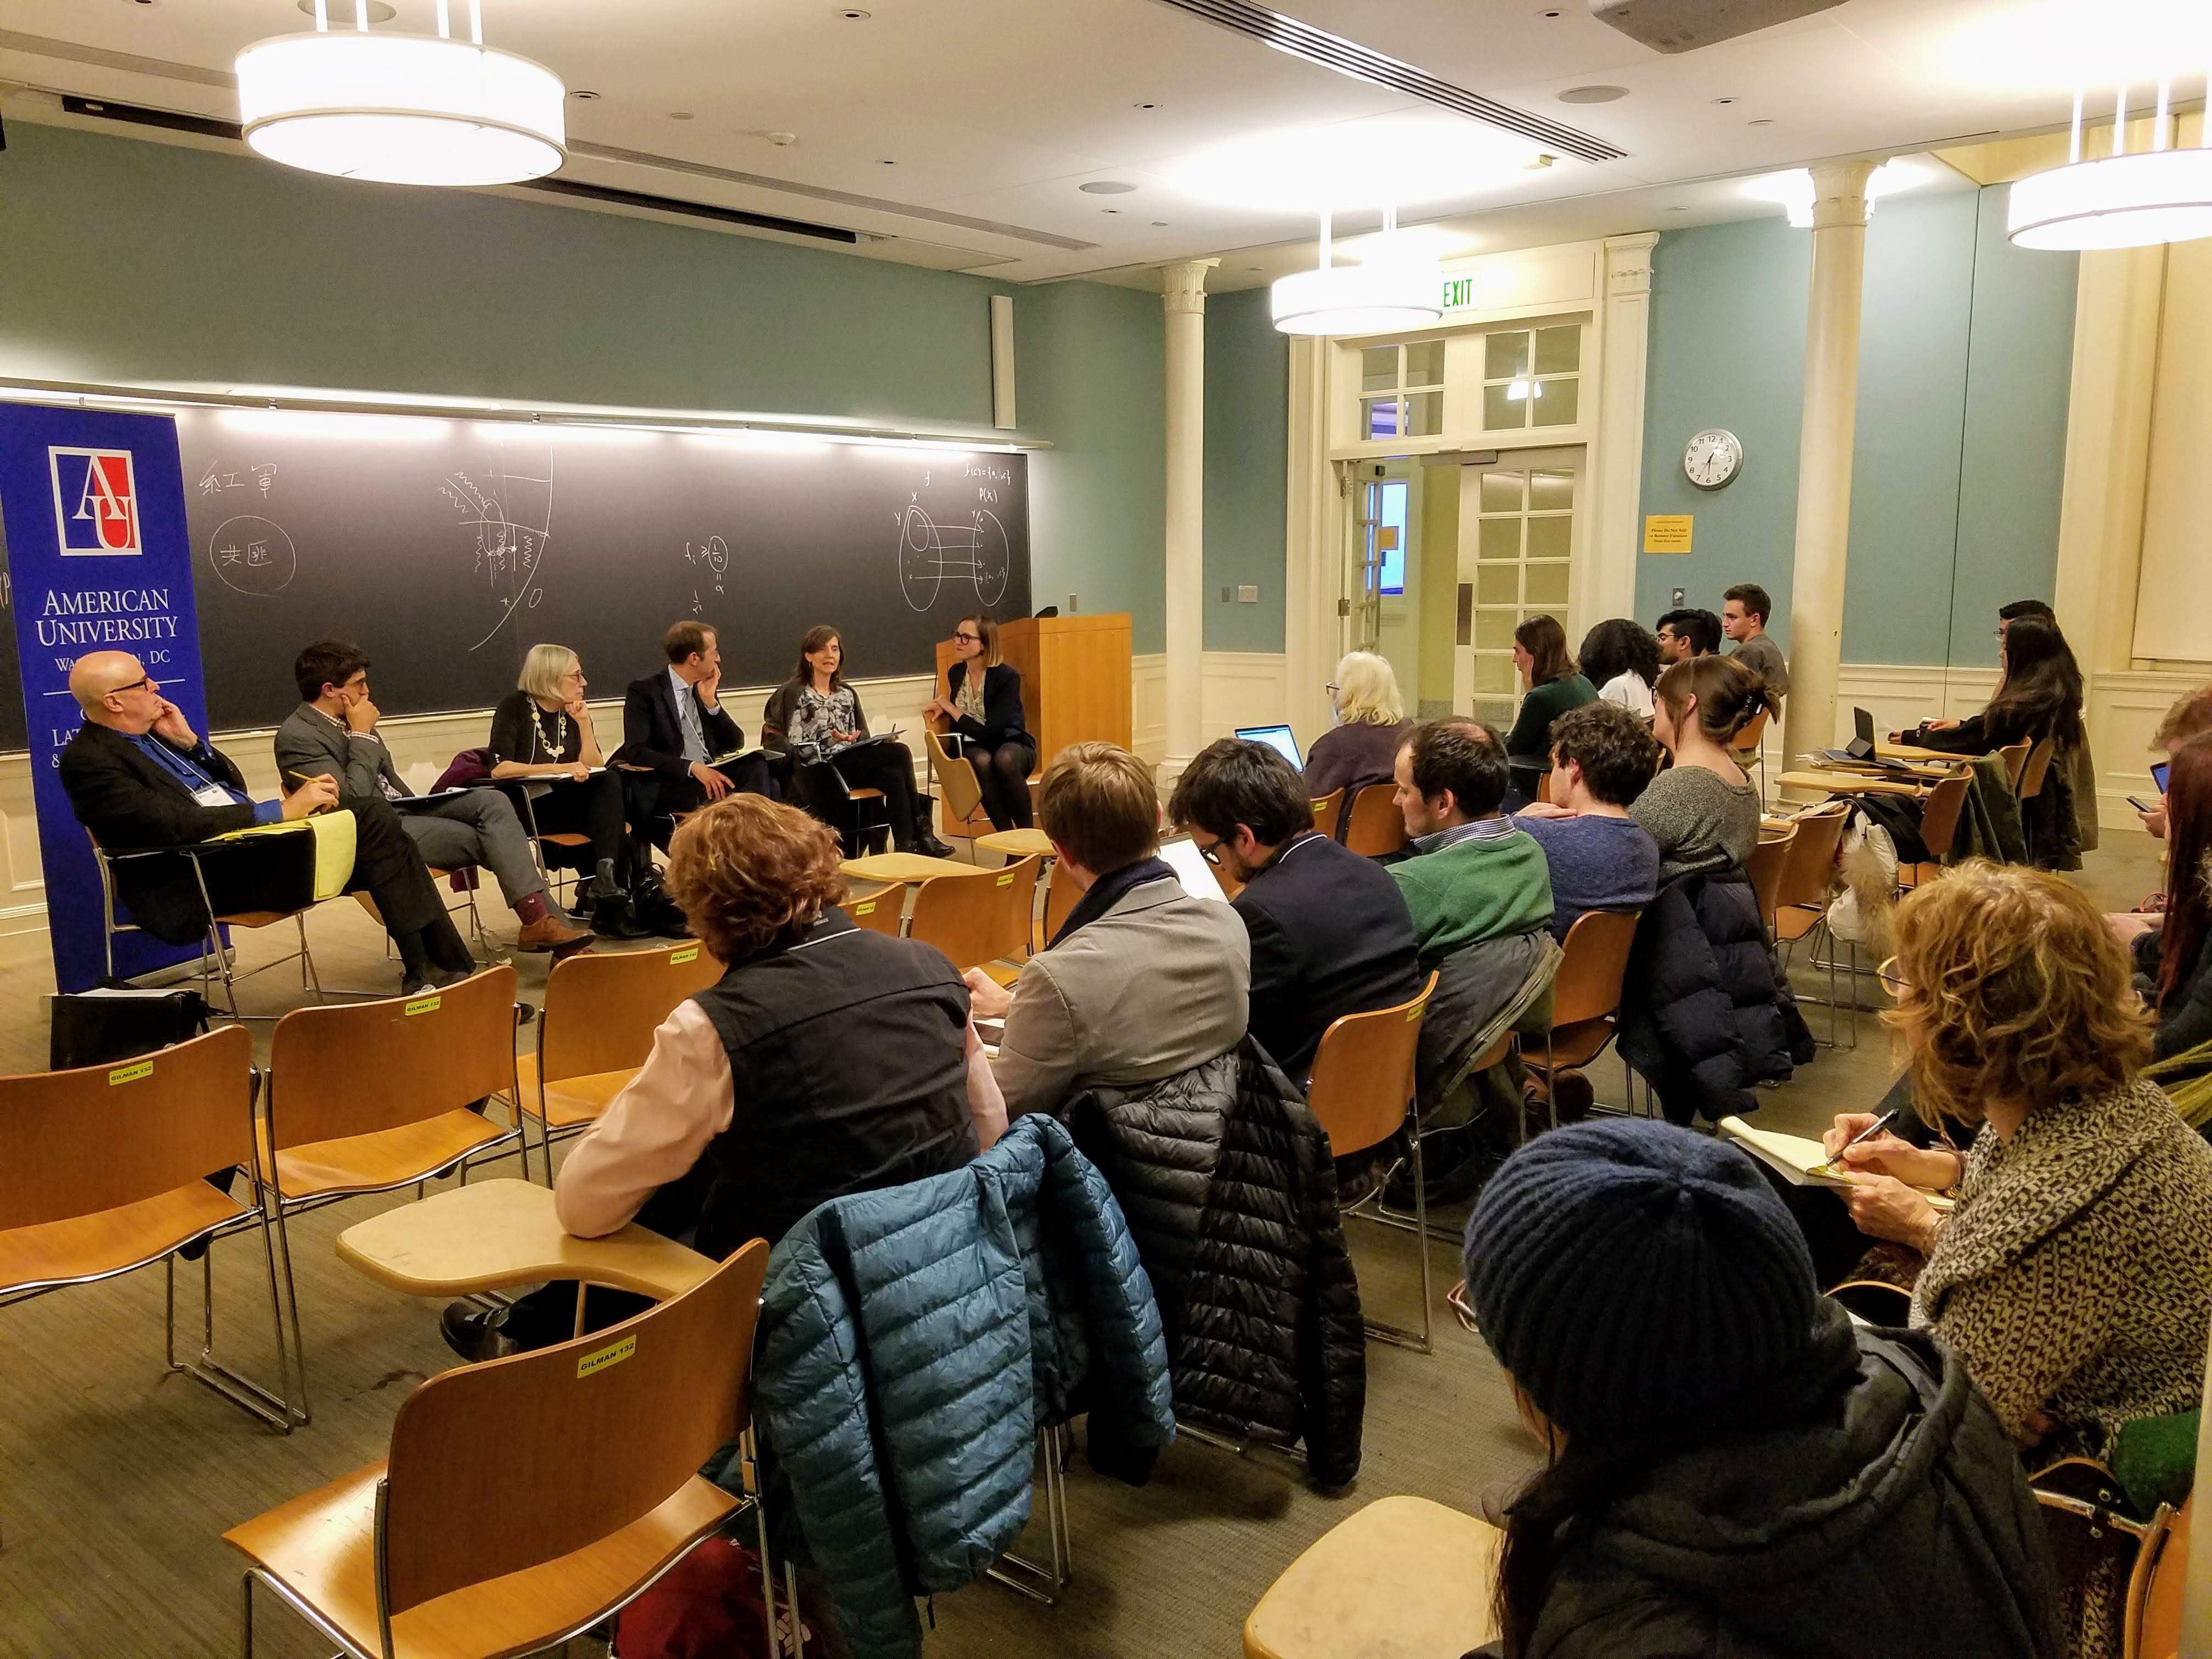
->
[[1587, 233, 1658, 636], [1781, 160, 1877, 768], [1161, 258, 1216, 785], [1283, 336, 1339, 745]]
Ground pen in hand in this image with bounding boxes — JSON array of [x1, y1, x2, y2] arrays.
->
[[1819, 1109, 1898, 1175]]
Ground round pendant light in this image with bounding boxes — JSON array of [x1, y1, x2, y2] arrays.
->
[[1272, 210, 1443, 338], [236, 1, 565, 188], [2009, 80, 2212, 250]]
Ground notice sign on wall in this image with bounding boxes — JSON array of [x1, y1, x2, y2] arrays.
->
[[1643, 514, 1694, 554]]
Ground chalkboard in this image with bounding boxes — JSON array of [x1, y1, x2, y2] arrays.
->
[[0, 405, 1028, 741]]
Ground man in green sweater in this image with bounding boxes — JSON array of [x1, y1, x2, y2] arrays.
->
[[1389, 718, 1553, 967]]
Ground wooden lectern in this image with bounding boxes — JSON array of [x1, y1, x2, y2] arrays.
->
[[932, 613, 1131, 838]]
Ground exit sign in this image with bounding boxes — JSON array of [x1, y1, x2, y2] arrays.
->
[[1441, 276, 1477, 312]]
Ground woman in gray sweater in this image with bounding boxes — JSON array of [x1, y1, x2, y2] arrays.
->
[[1632, 656, 1764, 882]]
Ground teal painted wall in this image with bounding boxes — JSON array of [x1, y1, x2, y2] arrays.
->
[[1636, 185, 2077, 667], [1203, 284, 1288, 652], [0, 120, 1175, 647]]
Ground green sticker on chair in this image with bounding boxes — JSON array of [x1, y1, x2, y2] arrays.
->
[[669, 945, 700, 965], [404, 995, 442, 1017], [108, 1058, 154, 1086]]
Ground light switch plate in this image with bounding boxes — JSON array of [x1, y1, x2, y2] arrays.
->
[[1237, 584, 1259, 603], [1672, 587, 1685, 607]]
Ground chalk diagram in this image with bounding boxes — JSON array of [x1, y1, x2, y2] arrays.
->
[[441, 435, 555, 651], [898, 506, 1009, 613], [207, 515, 298, 597]]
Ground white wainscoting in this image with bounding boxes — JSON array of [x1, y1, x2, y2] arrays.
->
[[1132, 652, 1290, 767]]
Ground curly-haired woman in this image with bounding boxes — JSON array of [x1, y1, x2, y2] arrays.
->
[[1821, 861, 2212, 1658], [442, 795, 996, 1361]]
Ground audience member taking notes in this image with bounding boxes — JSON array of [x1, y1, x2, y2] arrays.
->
[[1167, 736, 1418, 1085], [59, 649, 477, 994], [962, 742, 1248, 1128], [275, 638, 591, 956]]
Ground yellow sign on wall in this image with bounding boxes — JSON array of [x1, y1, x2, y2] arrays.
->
[[1643, 515, 1694, 554]]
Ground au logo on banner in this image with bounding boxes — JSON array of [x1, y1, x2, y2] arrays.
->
[[49, 448, 143, 556]]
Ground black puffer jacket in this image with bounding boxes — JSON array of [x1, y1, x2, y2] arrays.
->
[[1520, 1310, 2063, 1659], [1617, 871, 1812, 1126], [1059, 1039, 1367, 1486]]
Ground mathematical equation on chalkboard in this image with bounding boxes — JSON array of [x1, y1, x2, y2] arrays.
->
[[895, 461, 1011, 614]]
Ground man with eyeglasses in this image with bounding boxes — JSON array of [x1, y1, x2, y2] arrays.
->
[[59, 650, 478, 992]]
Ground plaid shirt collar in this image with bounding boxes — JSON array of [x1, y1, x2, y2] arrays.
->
[[1409, 815, 1516, 856]]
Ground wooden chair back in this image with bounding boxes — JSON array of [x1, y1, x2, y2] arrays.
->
[[1773, 804, 1849, 915], [2018, 736, 2057, 802], [922, 725, 984, 827], [1731, 707, 1770, 757], [0, 1025, 253, 1233], [1997, 739, 2032, 791], [1310, 788, 1345, 843], [1341, 783, 1409, 859], [1041, 857, 1079, 949], [909, 856, 1041, 973], [1306, 973, 1437, 1160], [840, 890, 905, 936], [267, 966, 520, 1153], [1747, 823, 1798, 932], [1551, 910, 1640, 1028], [2132, 1497, 2188, 1659], [540, 945, 722, 1089], [1917, 774, 1971, 864], [379, 1239, 770, 1619], [1535, 769, 1555, 806]]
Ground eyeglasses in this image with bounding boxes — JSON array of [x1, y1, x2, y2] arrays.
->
[[107, 675, 154, 698], [1876, 956, 1911, 995], [1324, 682, 1340, 695], [952, 632, 982, 644], [1192, 835, 1224, 867]]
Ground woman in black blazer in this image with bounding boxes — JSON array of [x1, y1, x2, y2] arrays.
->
[[924, 614, 1035, 831]]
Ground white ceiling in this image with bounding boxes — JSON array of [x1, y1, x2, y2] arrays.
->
[[0, 0, 2187, 284]]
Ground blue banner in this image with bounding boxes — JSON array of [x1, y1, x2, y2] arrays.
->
[[0, 404, 216, 993]]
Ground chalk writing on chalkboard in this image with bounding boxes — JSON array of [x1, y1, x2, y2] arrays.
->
[[898, 506, 1010, 613], [207, 515, 298, 597], [441, 436, 555, 651], [682, 535, 731, 605]]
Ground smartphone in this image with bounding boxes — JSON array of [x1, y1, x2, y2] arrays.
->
[[2128, 796, 2159, 815], [2152, 760, 2170, 795]]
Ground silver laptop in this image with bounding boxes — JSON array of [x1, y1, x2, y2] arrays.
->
[[1234, 724, 1304, 770]]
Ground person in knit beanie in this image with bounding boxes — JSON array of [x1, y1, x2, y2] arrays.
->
[[1456, 1117, 2062, 1659]]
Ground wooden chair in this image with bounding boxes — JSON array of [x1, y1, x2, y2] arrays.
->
[[1310, 788, 1345, 843], [1997, 738, 2032, 793], [1341, 783, 1409, 859], [2018, 736, 2057, 802], [1519, 910, 1641, 1127], [1898, 773, 1970, 890], [909, 855, 1041, 983], [1748, 821, 1799, 936], [1731, 707, 1771, 805], [91, 829, 325, 1021], [1039, 856, 1080, 952], [840, 888, 906, 935], [788, 758, 889, 860], [923, 724, 986, 844], [518, 943, 723, 1167], [1243, 1494, 1499, 1659], [1306, 973, 1438, 1352], [1773, 802, 1854, 1048], [2029, 1460, 2191, 1659], [258, 966, 528, 1425], [0, 1025, 299, 1432], [224, 1240, 775, 1659]]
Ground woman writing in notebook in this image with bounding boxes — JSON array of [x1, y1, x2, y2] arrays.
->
[[762, 625, 952, 858]]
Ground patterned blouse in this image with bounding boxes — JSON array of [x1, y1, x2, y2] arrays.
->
[[787, 684, 862, 755]]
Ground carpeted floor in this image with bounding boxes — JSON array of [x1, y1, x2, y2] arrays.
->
[[0, 837, 2163, 1657]]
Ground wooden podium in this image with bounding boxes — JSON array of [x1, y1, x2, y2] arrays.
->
[[932, 613, 1131, 838]]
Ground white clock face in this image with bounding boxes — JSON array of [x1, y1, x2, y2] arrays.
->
[[1683, 428, 1742, 490]]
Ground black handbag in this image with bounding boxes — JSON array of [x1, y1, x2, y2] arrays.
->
[[49, 986, 212, 1072]]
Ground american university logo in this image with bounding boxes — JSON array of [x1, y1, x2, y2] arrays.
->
[[49, 448, 142, 556]]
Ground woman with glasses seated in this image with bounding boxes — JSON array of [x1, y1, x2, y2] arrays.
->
[[924, 614, 1035, 832], [761, 625, 953, 857], [1301, 650, 1412, 811], [487, 644, 642, 936]]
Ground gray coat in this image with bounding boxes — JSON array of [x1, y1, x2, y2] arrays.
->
[[273, 702, 406, 798]]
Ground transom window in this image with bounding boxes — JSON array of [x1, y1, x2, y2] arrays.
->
[[1359, 340, 1445, 442], [1481, 326, 1582, 431]]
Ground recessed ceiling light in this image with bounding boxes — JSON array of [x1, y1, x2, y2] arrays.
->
[[1558, 85, 1628, 104], [1134, 101, 1161, 110], [296, 0, 397, 15], [1102, 208, 1120, 214], [669, 111, 695, 121], [1169, 110, 1555, 212], [572, 89, 600, 100], [877, 158, 896, 165], [1538, 7, 1562, 15], [1152, 219, 1170, 226], [836, 7, 871, 17], [1712, 97, 1738, 105], [1080, 180, 1137, 194], [1748, 117, 1774, 126]]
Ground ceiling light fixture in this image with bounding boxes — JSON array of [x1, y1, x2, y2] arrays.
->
[[236, 0, 565, 187], [1272, 206, 1442, 338], [2009, 79, 2212, 249], [1169, 111, 1554, 213]]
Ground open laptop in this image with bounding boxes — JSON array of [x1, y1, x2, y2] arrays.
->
[[1234, 724, 1303, 770], [1814, 707, 1908, 770]]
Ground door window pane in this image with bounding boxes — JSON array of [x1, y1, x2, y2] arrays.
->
[[1485, 331, 1530, 380], [1478, 518, 1522, 562], [1534, 325, 1581, 375], [1529, 471, 1574, 512], [1475, 611, 1519, 651], [1362, 397, 1401, 440], [1483, 383, 1522, 431], [1477, 565, 1519, 606], [1481, 473, 1523, 514], [1526, 516, 1572, 562], [1525, 561, 1570, 606], [1533, 377, 1579, 426], [1474, 652, 1519, 694], [1404, 340, 1446, 387], [1361, 347, 1398, 394], [1404, 391, 1442, 438]]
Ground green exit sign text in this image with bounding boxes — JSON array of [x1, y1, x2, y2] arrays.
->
[[1441, 276, 1476, 311]]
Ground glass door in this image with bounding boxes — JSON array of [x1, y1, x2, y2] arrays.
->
[[1457, 450, 1579, 729]]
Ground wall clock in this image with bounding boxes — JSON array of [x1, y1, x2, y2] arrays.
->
[[1683, 428, 1743, 490]]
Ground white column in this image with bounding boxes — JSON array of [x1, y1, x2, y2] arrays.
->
[[1781, 160, 1877, 766], [1161, 258, 1217, 783], [1586, 233, 1659, 636], [1282, 336, 1341, 744]]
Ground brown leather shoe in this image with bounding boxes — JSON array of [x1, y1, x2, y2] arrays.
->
[[516, 914, 594, 957]]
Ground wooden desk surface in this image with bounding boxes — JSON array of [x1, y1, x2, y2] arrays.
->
[[1242, 1495, 1500, 1659], [975, 828, 1054, 861], [840, 851, 976, 884], [1778, 769, 1929, 799], [1877, 741, 1969, 763], [336, 1178, 714, 1300]]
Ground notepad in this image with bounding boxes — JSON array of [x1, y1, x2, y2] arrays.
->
[[1719, 1117, 1955, 1212]]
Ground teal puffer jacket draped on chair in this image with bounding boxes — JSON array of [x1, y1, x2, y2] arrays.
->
[[756, 1111, 1175, 1659]]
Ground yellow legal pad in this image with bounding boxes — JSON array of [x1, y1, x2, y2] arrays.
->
[[209, 811, 359, 901]]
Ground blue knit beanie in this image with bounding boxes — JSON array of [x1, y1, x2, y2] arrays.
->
[[1463, 1118, 1821, 1447]]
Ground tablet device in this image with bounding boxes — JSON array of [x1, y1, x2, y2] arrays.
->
[[2153, 760, 2170, 795], [1234, 724, 1303, 770]]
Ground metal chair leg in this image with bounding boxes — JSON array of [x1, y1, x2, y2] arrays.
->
[[162, 1219, 302, 1432], [988, 1423, 1073, 1602]]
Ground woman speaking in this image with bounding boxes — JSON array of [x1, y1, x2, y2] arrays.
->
[[925, 614, 1036, 833], [761, 626, 953, 858]]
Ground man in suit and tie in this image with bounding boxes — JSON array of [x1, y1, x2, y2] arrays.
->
[[617, 620, 776, 847], [59, 650, 478, 994], [274, 639, 591, 957]]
